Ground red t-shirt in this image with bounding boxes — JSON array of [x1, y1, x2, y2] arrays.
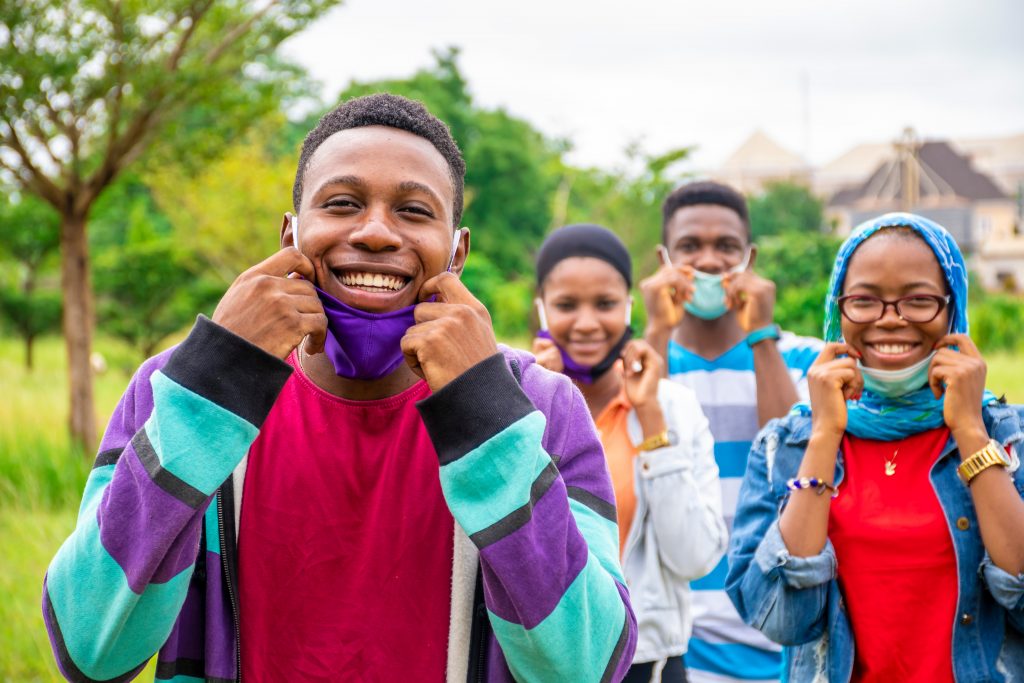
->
[[829, 427, 956, 683], [238, 355, 454, 682]]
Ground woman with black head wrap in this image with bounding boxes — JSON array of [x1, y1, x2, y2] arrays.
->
[[533, 224, 728, 682]]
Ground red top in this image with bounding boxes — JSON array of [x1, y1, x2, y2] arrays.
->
[[238, 356, 454, 682], [829, 427, 956, 683]]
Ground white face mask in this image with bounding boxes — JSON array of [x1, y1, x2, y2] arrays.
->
[[857, 351, 936, 399]]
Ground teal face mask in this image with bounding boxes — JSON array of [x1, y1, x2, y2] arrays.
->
[[857, 351, 936, 398], [683, 249, 751, 321]]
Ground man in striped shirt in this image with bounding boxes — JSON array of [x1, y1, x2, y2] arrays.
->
[[642, 181, 822, 683]]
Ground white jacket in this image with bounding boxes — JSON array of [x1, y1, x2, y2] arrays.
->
[[621, 379, 727, 663]]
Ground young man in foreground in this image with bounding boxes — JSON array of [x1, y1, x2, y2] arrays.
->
[[43, 94, 637, 683]]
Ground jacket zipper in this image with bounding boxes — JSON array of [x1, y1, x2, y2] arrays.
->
[[217, 488, 243, 682]]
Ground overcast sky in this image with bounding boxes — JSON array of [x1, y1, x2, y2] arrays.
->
[[281, 0, 1024, 172]]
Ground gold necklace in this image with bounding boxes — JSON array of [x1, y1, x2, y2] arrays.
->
[[885, 448, 898, 476]]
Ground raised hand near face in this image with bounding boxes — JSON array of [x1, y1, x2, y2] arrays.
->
[[401, 272, 499, 391], [806, 342, 864, 440], [622, 339, 664, 411], [639, 259, 694, 336], [212, 247, 328, 359], [531, 336, 564, 374], [723, 268, 776, 333], [929, 334, 988, 439]]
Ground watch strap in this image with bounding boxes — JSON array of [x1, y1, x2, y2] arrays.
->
[[746, 324, 781, 347], [638, 430, 670, 452], [958, 439, 1009, 484]]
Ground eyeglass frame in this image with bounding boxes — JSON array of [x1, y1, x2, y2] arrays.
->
[[836, 293, 951, 324]]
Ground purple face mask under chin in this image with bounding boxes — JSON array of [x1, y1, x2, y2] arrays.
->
[[316, 287, 416, 381], [536, 328, 633, 384]]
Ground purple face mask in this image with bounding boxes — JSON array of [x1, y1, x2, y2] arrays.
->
[[316, 288, 417, 380], [536, 328, 633, 384], [291, 214, 463, 381]]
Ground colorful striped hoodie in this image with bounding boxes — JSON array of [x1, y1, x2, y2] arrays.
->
[[42, 316, 638, 682]]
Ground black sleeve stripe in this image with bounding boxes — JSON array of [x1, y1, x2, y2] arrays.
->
[[155, 658, 204, 678], [93, 448, 122, 469], [469, 460, 559, 549], [567, 486, 618, 524], [44, 588, 146, 683], [599, 612, 631, 683], [417, 353, 537, 466], [132, 430, 207, 509], [160, 315, 293, 429]]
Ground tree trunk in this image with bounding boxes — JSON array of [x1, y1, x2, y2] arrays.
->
[[60, 212, 97, 454]]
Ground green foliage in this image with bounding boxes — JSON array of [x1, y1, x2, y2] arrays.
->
[[748, 181, 824, 238], [94, 238, 220, 360], [0, 194, 62, 367], [0, 0, 340, 196], [755, 231, 844, 337], [968, 292, 1024, 354]]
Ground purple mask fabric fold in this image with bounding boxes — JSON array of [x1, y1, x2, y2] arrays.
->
[[316, 287, 416, 380], [537, 328, 633, 384]]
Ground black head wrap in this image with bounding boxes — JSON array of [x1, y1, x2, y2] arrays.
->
[[536, 224, 632, 289]]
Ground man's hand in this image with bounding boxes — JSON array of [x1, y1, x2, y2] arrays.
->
[[212, 247, 327, 359], [402, 272, 499, 391], [723, 269, 776, 332], [639, 263, 694, 337], [531, 336, 564, 374]]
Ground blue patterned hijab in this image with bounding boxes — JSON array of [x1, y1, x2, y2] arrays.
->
[[797, 212, 995, 440]]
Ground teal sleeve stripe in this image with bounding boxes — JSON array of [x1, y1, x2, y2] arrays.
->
[[75, 464, 115, 524], [568, 498, 625, 584], [157, 676, 205, 683], [148, 371, 259, 497], [439, 411, 550, 536], [47, 513, 192, 681], [204, 496, 221, 556], [489, 554, 627, 682]]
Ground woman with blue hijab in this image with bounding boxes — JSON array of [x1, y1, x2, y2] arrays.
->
[[724, 213, 1024, 682]]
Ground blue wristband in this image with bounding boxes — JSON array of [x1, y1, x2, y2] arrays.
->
[[746, 324, 781, 347]]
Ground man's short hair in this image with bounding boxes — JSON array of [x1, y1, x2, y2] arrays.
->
[[293, 93, 466, 226], [661, 180, 750, 243]]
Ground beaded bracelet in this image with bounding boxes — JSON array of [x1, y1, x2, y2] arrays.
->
[[786, 477, 838, 498]]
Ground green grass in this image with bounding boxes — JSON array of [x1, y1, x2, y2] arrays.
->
[[0, 333, 1021, 680]]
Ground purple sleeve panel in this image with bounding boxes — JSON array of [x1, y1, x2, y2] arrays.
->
[[42, 316, 292, 682], [419, 350, 637, 680]]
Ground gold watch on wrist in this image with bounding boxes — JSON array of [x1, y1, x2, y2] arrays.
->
[[958, 439, 1010, 485], [638, 430, 676, 452]]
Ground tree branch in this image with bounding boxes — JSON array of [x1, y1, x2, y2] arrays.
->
[[203, 0, 280, 66], [0, 117, 65, 208]]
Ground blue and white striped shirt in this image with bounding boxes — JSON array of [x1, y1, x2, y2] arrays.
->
[[668, 332, 822, 683]]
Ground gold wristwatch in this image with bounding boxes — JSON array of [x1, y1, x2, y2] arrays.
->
[[638, 430, 675, 452], [958, 439, 1010, 484]]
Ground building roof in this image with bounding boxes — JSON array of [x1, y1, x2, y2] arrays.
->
[[828, 140, 1007, 207], [719, 130, 807, 175]]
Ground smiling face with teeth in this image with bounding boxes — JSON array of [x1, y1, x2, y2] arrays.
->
[[282, 125, 467, 313], [841, 230, 950, 370]]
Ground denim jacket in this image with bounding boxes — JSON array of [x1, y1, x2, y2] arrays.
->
[[725, 401, 1024, 683]]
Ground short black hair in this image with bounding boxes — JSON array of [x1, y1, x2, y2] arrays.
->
[[661, 180, 750, 243], [292, 93, 466, 225]]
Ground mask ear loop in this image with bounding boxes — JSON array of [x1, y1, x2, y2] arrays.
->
[[729, 246, 753, 275], [624, 297, 632, 326], [446, 228, 466, 273], [535, 297, 549, 332]]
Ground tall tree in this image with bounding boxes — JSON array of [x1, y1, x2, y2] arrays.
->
[[0, 193, 62, 369], [0, 0, 339, 451]]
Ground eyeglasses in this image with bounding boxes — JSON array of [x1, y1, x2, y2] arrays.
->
[[837, 294, 951, 324]]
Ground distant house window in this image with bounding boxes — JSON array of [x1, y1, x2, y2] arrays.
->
[[978, 216, 993, 239], [996, 271, 1018, 293]]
